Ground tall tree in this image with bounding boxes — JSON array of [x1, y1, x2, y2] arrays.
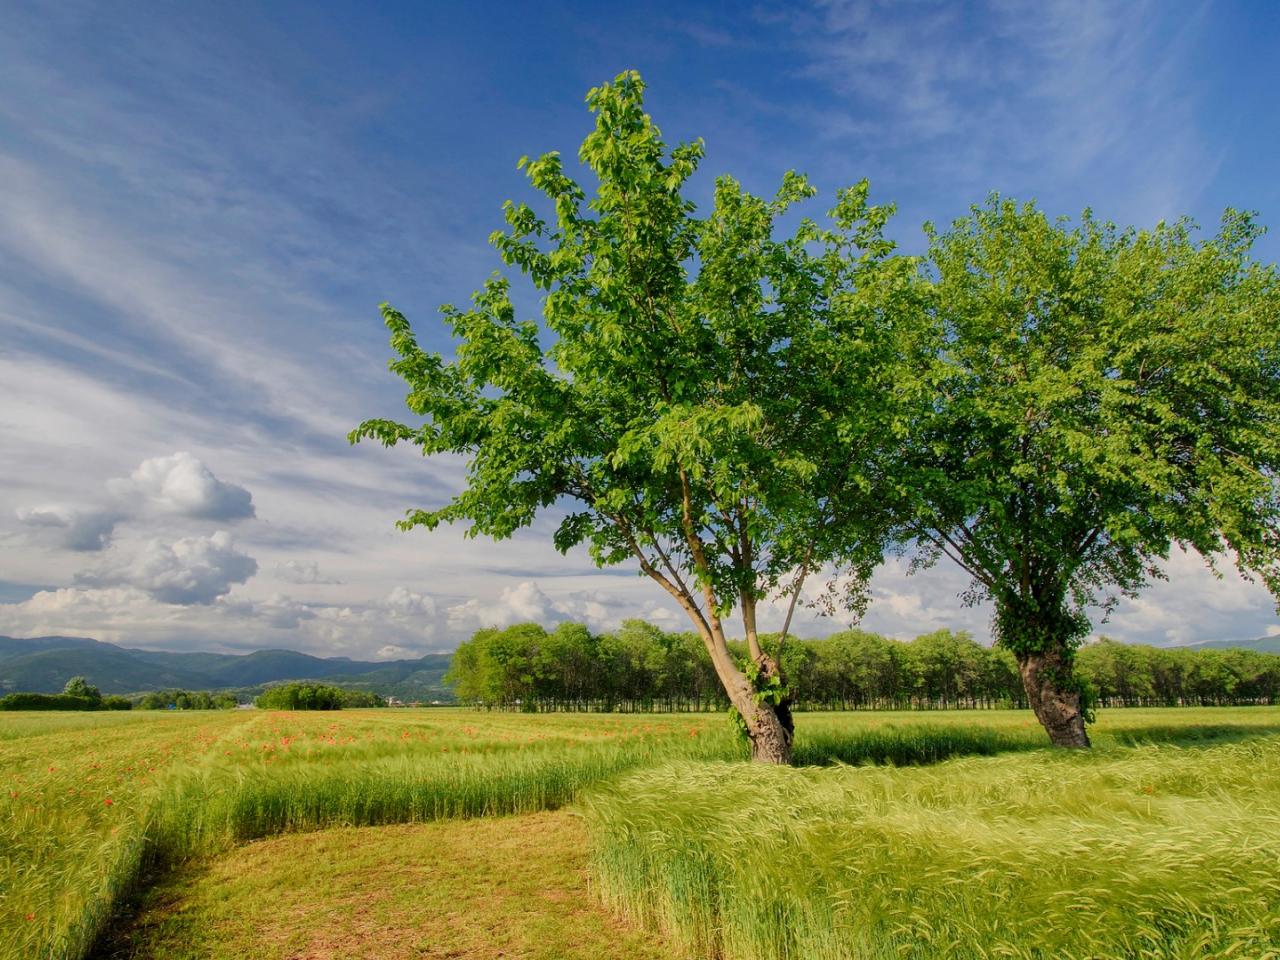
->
[[901, 199, 1280, 746], [351, 71, 907, 762]]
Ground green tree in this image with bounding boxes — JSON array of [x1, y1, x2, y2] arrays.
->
[[338, 689, 387, 708], [899, 199, 1280, 745], [352, 72, 907, 762], [257, 682, 345, 710], [534, 622, 596, 708], [62, 676, 101, 702], [444, 634, 489, 703]]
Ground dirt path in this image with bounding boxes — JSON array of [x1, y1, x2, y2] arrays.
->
[[94, 811, 677, 960]]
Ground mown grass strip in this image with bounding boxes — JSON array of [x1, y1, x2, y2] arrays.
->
[[93, 811, 680, 960]]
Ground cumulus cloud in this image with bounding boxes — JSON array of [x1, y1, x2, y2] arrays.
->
[[274, 559, 340, 584], [79, 530, 257, 604], [298, 587, 443, 657], [384, 586, 437, 619], [447, 581, 562, 632], [110, 451, 254, 521], [15, 506, 120, 552], [1094, 547, 1279, 646], [0, 584, 178, 647], [218, 591, 316, 629], [445, 581, 671, 636], [11, 451, 256, 559], [12, 584, 153, 618]]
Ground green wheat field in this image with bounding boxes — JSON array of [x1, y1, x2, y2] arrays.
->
[[4, 708, 1280, 960]]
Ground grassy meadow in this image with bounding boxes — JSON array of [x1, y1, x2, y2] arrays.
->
[[1, 709, 734, 960], [3, 707, 1280, 959]]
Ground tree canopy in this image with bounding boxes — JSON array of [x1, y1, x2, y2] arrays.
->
[[355, 71, 1280, 751], [897, 199, 1280, 745], [353, 71, 913, 762]]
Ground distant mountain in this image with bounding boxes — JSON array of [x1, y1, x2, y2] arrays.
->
[[0, 635, 454, 699], [0, 635, 111, 657], [1178, 635, 1280, 654]]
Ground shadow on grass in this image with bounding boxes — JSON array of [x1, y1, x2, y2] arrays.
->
[[792, 725, 1046, 767], [792, 718, 1280, 767], [86, 859, 203, 960], [1101, 721, 1280, 748]]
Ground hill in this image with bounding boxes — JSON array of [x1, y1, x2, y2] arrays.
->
[[0, 635, 454, 700], [1178, 634, 1280, 654]]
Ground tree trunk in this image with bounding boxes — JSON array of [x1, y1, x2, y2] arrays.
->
[[736, 655, 794, 764], [632, 540, 795, 763], [740, 697, 794, 764], [1017, 647, 1090, 748]]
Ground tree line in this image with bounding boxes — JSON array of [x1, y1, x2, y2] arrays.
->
[[447, 621, 1280, 712], [255, 682, 387, 710], [0, 676, 132, 711], [136, 689, 239, 710]]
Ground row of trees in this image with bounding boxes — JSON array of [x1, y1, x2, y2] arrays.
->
[[255, 682, 386, 710], [136, 689, 239, 710], [356, 71, 1280, 757], [1079, 640, 1280, 707], [447, 621, 1280, 711]]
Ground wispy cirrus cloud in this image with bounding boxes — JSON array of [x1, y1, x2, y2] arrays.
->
[[784, 0, 1216, 224], [0, 0, 1274, 656]]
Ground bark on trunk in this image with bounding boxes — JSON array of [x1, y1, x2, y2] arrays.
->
[[737, 655, 794, 764], [1018, 647, 1090, 748], [742, 698, 793, 764]]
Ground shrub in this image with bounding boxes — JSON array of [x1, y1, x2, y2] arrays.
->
[[136, 690, 238, 710], [256, 682, 346, 710], [0, 693, 100, 711]]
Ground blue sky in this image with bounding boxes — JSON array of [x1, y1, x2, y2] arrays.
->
[[2, 0, 1278, 657]]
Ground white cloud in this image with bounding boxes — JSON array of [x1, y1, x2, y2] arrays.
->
[[78, 530, 257, 605], [384, 586, 437, 619], [447, 581, 558, 631], [275, 559, 340, 584], [15, 506, 120, 552], [110, 451, 254, 521], [445, 581, 687, 636], [1095, 548, 1279, 646], [303, 587, 443, 657], [0, 585, 177, 648], [9, 449, 255, 563], [218, 592, 316, 629], [15, 585, 153, 618]]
